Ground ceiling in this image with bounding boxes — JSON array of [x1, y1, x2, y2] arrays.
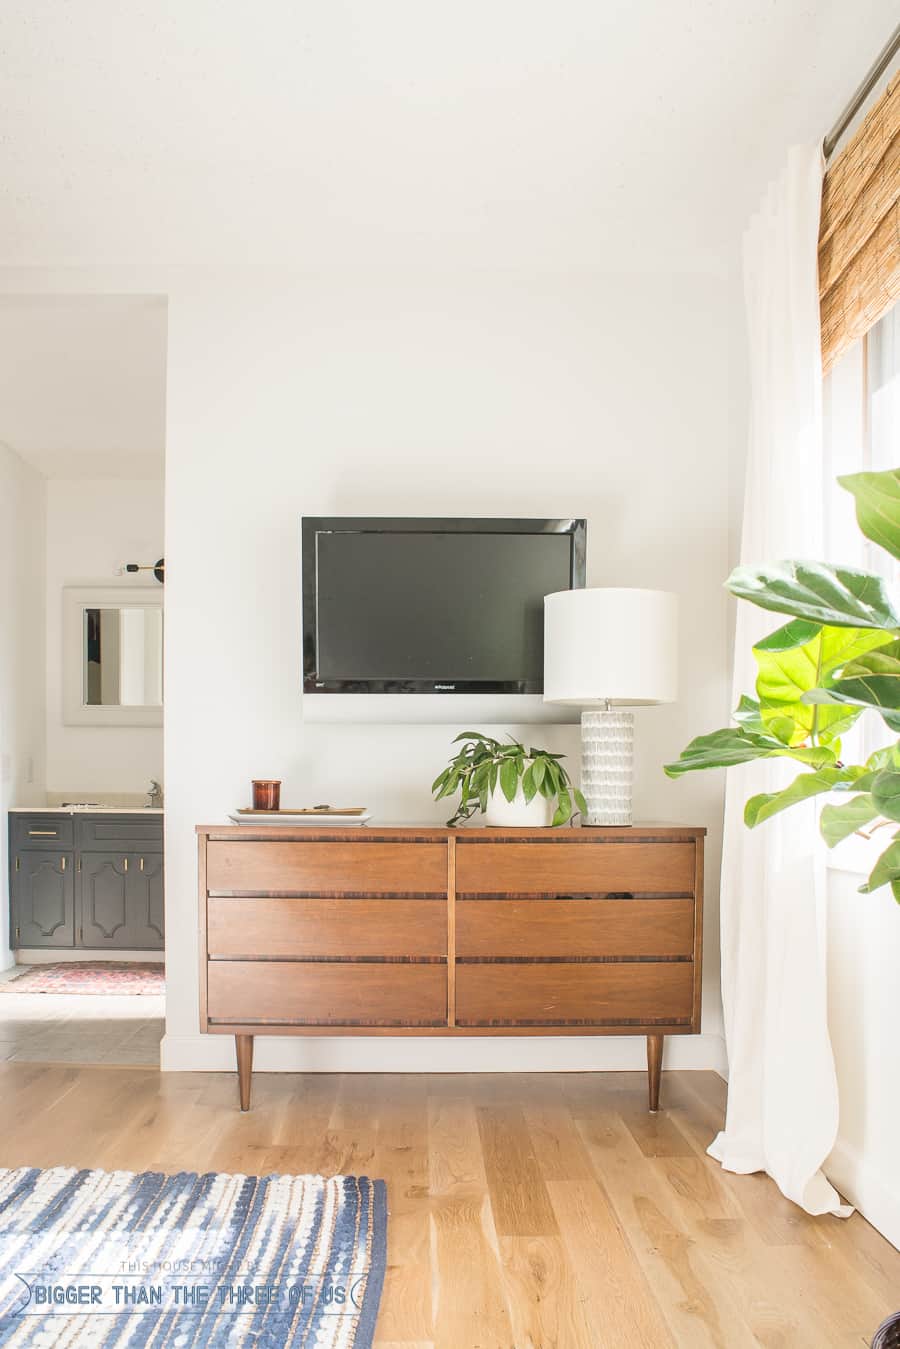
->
[[0, 296, 167, 478], [0, 1, 896, 272]]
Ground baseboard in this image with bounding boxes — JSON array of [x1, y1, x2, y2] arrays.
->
[[14, 950, 165, 965], [825, 1138, 900, 1251], [161, 1031, 728, 1074]]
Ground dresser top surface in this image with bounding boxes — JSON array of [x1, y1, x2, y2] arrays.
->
[[197, 823, 706, 841]]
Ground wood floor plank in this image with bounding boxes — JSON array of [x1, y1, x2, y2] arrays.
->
[[547, 1178, 677, 1347], [523, 1104, 596, 1182], [477, 1105, 559, 1238], [374, 1080, 433, 1345], [498, 1235, 597, 1349], [429, 1195, 515, 1349], [576, 1110, 762, 1348], [428, 1096, 488, 1197], [653, 1155, 742, 1223]]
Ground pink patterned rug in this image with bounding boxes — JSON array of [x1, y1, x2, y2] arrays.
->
[[1, 962, 165, 995]]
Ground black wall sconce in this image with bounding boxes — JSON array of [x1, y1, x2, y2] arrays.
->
[[124, 558, 165, 584]]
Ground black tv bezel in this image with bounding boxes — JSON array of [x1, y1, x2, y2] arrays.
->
[[301, 516, 586, 695]]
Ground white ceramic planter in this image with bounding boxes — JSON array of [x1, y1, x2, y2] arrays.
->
[[483, 781, 554, 828]]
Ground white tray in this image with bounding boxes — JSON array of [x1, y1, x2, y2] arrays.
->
[[228, 811, 371, 828]]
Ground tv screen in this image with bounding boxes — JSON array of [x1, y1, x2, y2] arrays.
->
[[302, 518, 585, 694]]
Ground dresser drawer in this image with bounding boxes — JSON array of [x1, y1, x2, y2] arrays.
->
[[456, 898, 694, 959], [12, 815, 74, 850], [206, 841, 447, 895], [208, 897, 447, 959], [208, 960, 447, 1026], [455, 841, 695, 895], [455, 962, 693, 1026]]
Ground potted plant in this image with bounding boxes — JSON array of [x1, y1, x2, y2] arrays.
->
[[432, 732, 587, 827], [664, 466, 900, 901]]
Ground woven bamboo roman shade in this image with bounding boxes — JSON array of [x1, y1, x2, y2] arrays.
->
[[819, 73, 899, 372]]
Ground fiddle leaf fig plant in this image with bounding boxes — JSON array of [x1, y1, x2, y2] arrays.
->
[[432, 731, 587, 828], [664, 466, 900, 902]]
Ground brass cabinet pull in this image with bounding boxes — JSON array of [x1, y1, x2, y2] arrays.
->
[[28, 830, 57, 837], [60, 856, 66, 871], [123, 858, 129, 872], [140, 857, 144, 871]]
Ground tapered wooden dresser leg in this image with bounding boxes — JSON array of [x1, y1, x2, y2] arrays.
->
[[647, 1034, 663, 1112], [236, 1035, 254, 1112]]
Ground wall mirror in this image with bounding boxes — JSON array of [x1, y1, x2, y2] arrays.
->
[[63, 587, 164, 726]]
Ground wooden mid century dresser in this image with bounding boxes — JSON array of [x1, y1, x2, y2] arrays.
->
[[197, 824, 705, 1111]]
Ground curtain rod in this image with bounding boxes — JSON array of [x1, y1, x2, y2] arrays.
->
[[824, 21, 900, 159]]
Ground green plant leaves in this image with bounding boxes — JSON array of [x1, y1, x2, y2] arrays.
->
[[433, 732, 579, 826], [839, 469, 900, 562], [499, 758, 519, 803], [820, 794, 879, 847], [552, 789, 573, 827], [744, 766, 860, 828], [664, 463, 900, 902], [871, 770, 900, 823], [663, 726, 835, 777], [859, 833, 900, 902], [753, 622, 890, 745], [803, 639, 900, 731], [727, 561, 900, 630]]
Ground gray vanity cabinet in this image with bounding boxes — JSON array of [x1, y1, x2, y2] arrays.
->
[[13, 851, 76, 947], [79, 852, 164, 949], [9, 811, 164, 951]]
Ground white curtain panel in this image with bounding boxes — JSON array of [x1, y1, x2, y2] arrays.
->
[[709, 144, 852, 1217]]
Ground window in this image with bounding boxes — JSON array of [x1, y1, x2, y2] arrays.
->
[[822, 300, 899, 868]]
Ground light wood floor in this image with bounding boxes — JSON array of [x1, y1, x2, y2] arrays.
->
[[2, 1063, 898, 1348]]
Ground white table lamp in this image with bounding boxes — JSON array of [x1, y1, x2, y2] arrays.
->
[[543, 588, 678, 826]]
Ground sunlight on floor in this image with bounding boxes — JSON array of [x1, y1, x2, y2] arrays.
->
[[0, 966, 163, 1065]]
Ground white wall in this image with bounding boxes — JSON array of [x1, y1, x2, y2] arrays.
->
[[0, 443, 46, 967], [162, 268, 740, 1071], [45, 478, 164, 794]]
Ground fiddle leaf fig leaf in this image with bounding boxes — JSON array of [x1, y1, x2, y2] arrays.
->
[[804, 640, 900, 730], [820, 794, 879, 848], [870, 770, 900, 823], [753, 618, 823, 651], [732, 695, 767, 735], [663, 727, 836, 777], [858, 833, 900, 900], [744, 766, 858, 828], [727, 561, 900, 630], [855, 743, 900, 790], [753, 623, 890, 745], [839, 468, 900, 562]]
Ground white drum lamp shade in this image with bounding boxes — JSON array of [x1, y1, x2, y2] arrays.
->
[[544, 589, 678, 825]]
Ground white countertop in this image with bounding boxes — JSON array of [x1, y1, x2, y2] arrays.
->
[[8, 806, 163, 815]]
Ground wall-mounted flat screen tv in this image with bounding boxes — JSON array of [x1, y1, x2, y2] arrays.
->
[[302, 517, 586, 695]]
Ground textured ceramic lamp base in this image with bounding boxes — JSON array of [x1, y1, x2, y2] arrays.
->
[[581, 709, 634, 826]]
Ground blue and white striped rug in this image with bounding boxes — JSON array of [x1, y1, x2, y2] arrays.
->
[[0, 1166, 387, 1346]]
